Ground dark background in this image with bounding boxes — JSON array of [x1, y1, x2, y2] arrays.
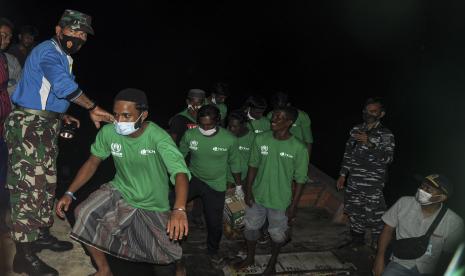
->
[[3, 1, 465, 217]]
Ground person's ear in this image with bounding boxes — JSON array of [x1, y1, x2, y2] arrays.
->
[[286, 118, 293, 128], [437, 194, 447, 202], [55, 26, 62, 37], [141, 111, 148, 121], [379, 111, 386, 119]]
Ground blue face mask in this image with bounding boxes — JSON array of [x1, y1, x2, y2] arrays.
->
[[114, 113, 143, 136]]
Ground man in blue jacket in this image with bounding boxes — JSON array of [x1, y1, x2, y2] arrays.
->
[[4, 9, 113, 276]]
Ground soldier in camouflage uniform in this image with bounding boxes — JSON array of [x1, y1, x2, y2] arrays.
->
[[5, 9, 113, 276], [336, 98, 395, 248]]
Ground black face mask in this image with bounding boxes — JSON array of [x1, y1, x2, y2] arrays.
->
[[59, 34, 85, 55], [363, 112, 379, 124]]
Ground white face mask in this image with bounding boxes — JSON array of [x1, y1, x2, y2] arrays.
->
[[114, 113, 143, 136], [211, 96, 217, 104], [199, 127, 217, 136], [415, 188, 441, 205], [247, 109, 255, 121]]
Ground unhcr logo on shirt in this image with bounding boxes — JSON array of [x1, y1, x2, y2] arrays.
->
[[212, 146, 227, 152], [140, 149, 156, 155], [189, 140, 198, 150], [260, 145, 269, 155], [111, 143, 123, 157], [187, 123, 198, 129], [280, 152, 294, 158]]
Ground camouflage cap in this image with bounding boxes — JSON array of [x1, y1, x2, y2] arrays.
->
[[58, 9, 94, 35]]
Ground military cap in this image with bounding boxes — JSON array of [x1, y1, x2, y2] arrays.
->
[[59, 9, 94, 35]]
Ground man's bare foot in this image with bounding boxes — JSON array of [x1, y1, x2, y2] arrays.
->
[[262, 262, 276, 275], [234, 257, 254, 270], [176, 261, 186, 276]]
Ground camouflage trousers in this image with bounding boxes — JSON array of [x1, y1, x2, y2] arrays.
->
[[4, 109, 60, 242], [344, 169, 386, 238]]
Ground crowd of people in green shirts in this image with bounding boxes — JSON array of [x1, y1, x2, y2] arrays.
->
[[167, 84, 313, 274], [55, 85, 313, 276]]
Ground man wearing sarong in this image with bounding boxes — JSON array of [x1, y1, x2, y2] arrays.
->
[[56, 88, 190, 276]]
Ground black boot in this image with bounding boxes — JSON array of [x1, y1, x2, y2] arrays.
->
[[13, 241, 59, 276], [34, 227, 73, 252]]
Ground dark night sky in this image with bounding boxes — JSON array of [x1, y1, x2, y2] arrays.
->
[[3, 1, 465, 216]]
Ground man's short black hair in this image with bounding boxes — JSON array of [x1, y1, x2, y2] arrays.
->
[[197, 104, 221, 123], [0, 18, 14, 30], [274, 106, 298, 124], [365, 97, 385, 112], [114, 88, 149, 111], [228, 109, 247, 125], [20, 25, 39, 37], [271, 91, 289, 109], [211, 82, 230, 96], [243, 95, 267, 111]]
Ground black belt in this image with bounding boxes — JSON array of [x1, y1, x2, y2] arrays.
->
[[15, 106, 62, 119]]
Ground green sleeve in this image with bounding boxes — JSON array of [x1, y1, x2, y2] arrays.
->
[[266, 112, 272, 120], [218, 103, 228, 122], [228, 137, 241, 174], [293, 143, 309, 184], [248, 136, 260, 168], [157, 137, 192, 185], [300, 111, 313, 144], [90, 128, 111, 160], [178, 131, 190, 157], [227, 170, 234, 183]]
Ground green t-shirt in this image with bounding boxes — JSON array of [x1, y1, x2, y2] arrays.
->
[[179, 127, 241, 191], [91, 122, 191, 212], [247, 117, 270, 134], [267, 109, 313, 144], [227, 130, 256, 182], [204, 100, 228, 123], [216, 103, 228, 122], [249, 131, 309, 210]]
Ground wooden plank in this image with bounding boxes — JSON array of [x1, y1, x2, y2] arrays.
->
[[224, 251, 353, 276]]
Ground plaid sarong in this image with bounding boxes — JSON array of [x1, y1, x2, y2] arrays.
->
[[70, 183, 182, 264]]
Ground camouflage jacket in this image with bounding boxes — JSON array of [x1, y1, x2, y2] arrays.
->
[[339, 122, 395, 177]]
